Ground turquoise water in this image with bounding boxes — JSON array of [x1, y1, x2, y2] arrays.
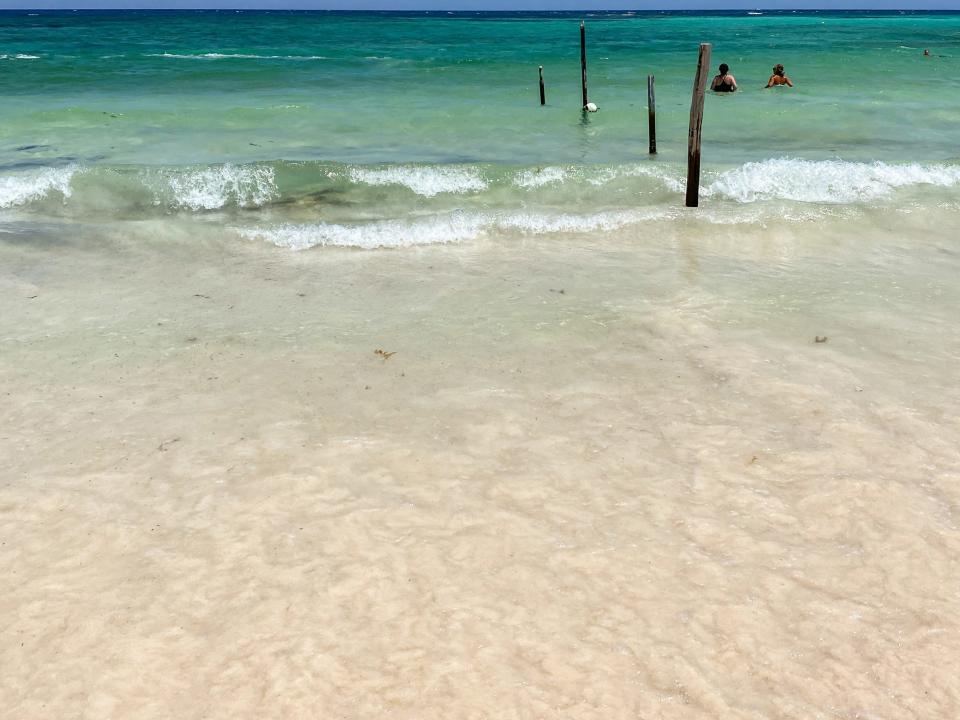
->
[[2, 10, 960, 247]]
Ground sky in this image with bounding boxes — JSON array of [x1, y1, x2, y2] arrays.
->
[[2, 0, 959, 9]]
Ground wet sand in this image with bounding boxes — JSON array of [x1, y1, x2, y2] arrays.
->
[[2, 214, 959, 719]]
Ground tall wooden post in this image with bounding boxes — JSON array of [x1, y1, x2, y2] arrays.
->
[[686, 43, 711, 208], [539, 66, 546, 105], [580, 21, 588, 108], [647, 74, 657, 155]]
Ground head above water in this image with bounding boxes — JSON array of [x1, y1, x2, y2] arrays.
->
[[719, 63, 730, 75], [773, 64, 785, 76]]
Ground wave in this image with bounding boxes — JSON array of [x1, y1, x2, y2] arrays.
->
[[347, 165, 488, 197], [514, 166, 569, 189], [145, 53, 327, 60], [236, 207, 689, 250], [345, 159, 960, 204], [236, 214, 487, 250], [0, 54, 40, 60], [2, 159, 958, 232], [147, 164, 277, 210], [0, 166, 77, 208], [0, 164, 275, 212], [707, 158, 960, 203]]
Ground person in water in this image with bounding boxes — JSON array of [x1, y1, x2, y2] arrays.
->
[[765, 64, 794, 88], [711, 63, 738, 93]]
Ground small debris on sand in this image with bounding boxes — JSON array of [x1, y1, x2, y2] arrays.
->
[[815, 336, 828, 343], [158, 437, 181, 452], [374, 349, 396, 360]]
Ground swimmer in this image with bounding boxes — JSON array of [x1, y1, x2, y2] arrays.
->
[[765, 64, 794, 88], [711, 63, 738, 93]]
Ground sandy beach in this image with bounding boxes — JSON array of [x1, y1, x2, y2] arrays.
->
[[3, 205, 959, 717]]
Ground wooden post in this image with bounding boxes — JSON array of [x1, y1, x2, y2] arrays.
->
[[647, 74, 657, 155], [539, 65, 546, 106], [580, 21, 588, 108], [686, 43, 711, 208]]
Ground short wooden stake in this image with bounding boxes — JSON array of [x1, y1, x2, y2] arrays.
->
[[539, 66, 546, 105], [686, 43, 711, 208], [580, 21, 588, 108], [647, 74, 657, 155]]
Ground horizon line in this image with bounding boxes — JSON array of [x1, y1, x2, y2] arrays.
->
[[3, 5, 959, 9]]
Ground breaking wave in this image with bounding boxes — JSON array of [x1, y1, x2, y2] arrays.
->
[[236, 208, 686, 250], [514, 166, 569, 189], [347, 165, 488, 197], [236, 214, 487, 250], [146, 53, 328, 60], [2, 158, 958, 247], [147, 164, 278, 210], [0, 164, 276, 212], [707, 158, 960, 203], [0, 166, 78, 208]]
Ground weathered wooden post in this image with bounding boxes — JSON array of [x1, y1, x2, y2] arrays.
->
[[647, 74, 657, 155], [580, 21, 588, 108], [539, 66, 546, 105], [686, 43, 711, 208]]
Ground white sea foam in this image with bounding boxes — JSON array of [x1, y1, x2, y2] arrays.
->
[[585, 164, 686, 192], [156, 165, 278, 211], [236, 207, 678, 250], [514, 166, 569, 189], [236, 213, 487, 250], [1, 54, 40, 60], [496, 209, 669, 234], [147, 53, 327, 60], [512, 160, 960, 204], [708, 158, 960, 204], [0, 166, 77, 208], [347, 166, 488, 197]]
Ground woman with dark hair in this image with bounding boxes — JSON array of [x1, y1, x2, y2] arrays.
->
[[711, 63, 738, 93], [766, 64, 794, 88]]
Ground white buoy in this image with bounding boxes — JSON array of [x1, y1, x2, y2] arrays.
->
[[585, 102, 599, 112]]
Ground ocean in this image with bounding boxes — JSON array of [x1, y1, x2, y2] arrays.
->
[[2, 10, 960, 720], [3, 9, 960, 245]]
